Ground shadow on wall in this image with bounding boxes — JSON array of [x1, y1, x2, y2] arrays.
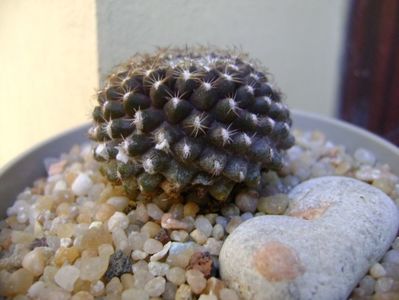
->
[[96, 0, 349, 118]]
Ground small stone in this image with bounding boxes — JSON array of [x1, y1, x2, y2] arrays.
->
[[90, 280, 105, 296], [212, 224, 224, 240], [235, 190, 258, 213], [257, 193, 290, 215], [28, 281, 46, 299], [54, 246, 80, 266], [188, 251, 213, 278], [98, 243, 115, 258], [105, 250, 132, 280], [121, 288, 149, 300], [381, 262, 399, 280], [154, 228, 170, 244], [132, 250, 148, 260], [371, 263, 387, 279], [167, 242, 197, 268], [132, 260, 148, 273], [375, 277, 394, 294], [203, 238, 223, 256], [241, 212, 254, 222], [373, 178, 395, 195], [220, 288, 240, 300], [72, 173, 93, 196], [121, 273, 135, 289], [186, 269, 207, 294], [22, 247, 47, 276], [106, 277, 123, 294], [383, 250, 399, 264], [78, 227, 113, 251], [170, 230, 189, 242], [108, 212, 129, 232], [80, 256, 109, 282], [144, 276, 166, 297], [150, 241, 172, 262], [107, 196, 129, 211], [95, 204, 116, 222], [358, 275, 375, 295], [133, 269, 154, 288], [215, 216, 228, 228], [161, 213, 190, 230], [220, 204, 240, 218], [163, 282, 177, 300], [7, 268, 34, 296], [147, 203, 164, 221], [194, 216, 213, 237], [184, 202, 200, 217], [166, 266, 186, 285], [190, 229, 208, 244], [55, 265, 80, 291], [226, 216, 242, 234], [143, 239, 163, 254], [148, 261, 170, 276], [71, 291, 94, 300], [204, 277, 225, 297], [175, 284, 192, 300], [354, 148, 376, 166], [141, 221, 161, 238], [128, 231, 147, 251]]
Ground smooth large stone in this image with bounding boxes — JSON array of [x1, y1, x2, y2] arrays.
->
[[219, 176, 399, 300]]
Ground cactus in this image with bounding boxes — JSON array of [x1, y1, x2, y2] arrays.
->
[[89, 47, 294, 202]]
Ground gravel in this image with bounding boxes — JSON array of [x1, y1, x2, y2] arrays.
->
[[0, 129, 398, 299]]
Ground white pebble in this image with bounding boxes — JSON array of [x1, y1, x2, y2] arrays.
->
[[148, 261, 170, 276], [27, 281, 46, 298], [195, 216, 213, 237], [166, 267, 186, 285], [54, 265, 80, 291], [89, 221, 103, 229], [144, 276, 166, 297], [212, 224, 225, 240], [203, 238, 223, 255], [199, 294, 217, 300], [370, 263, 387, 278], [190, 229, 208, 244], [91, 280, 105, 296], [354, 148, 376, 166], [122, 288, 149, 300], [150, 241, 171, 262], [143, 239, 163, 254], [147, 203, 164, 221], [186, 269, 206, 294], [71, 173, 93, 196], [220, 288, 240, 300], [107, 196, 129, 211], [132, 250, 148, 260], [108, 211, 129, 232], [170, 230, 189, 242], [375, 277, 394, 293], [60, 237, 72, 248]]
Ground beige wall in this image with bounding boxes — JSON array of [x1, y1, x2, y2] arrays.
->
[[97, 0, 349, 116], [0, 0, 349, 167], [0, 0, 98, 167]]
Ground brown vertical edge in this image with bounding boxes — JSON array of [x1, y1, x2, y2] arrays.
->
[[339, 0, 399, 145]]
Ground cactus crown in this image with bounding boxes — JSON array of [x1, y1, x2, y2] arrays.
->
[[89, 47, 294, 203]]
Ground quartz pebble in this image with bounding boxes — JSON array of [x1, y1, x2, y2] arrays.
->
[[80, 256, 109, 282], [54, 265, 80, 291], [22, 247, 47, 276], [186, 269, 207, 294], [175, 284, 192, 300], [235, 190, 258, 213], [148, 261, 170, 276], [144, 276, 166, 297], [143, 239, 163, 254], [121, 288, 149, 300], [166, 267, 186, 285], [72, 173, 93, 196], [108, 212, 129, 232]]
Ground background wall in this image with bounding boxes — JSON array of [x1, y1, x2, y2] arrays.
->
[[0, 0, 98, 166], [97, 0, 349, 115], [0, 0, 349, 167]]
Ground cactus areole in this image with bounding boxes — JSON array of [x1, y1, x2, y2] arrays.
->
[[89, 47, 295, 203]]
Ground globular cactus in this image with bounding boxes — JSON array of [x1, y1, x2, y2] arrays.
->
[[89, 47, 294, 203]]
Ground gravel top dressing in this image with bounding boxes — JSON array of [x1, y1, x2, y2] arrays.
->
[[0, 128, 398, 300]]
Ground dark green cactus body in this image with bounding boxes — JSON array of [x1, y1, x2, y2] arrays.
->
[[89, 48, 294, 202]]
